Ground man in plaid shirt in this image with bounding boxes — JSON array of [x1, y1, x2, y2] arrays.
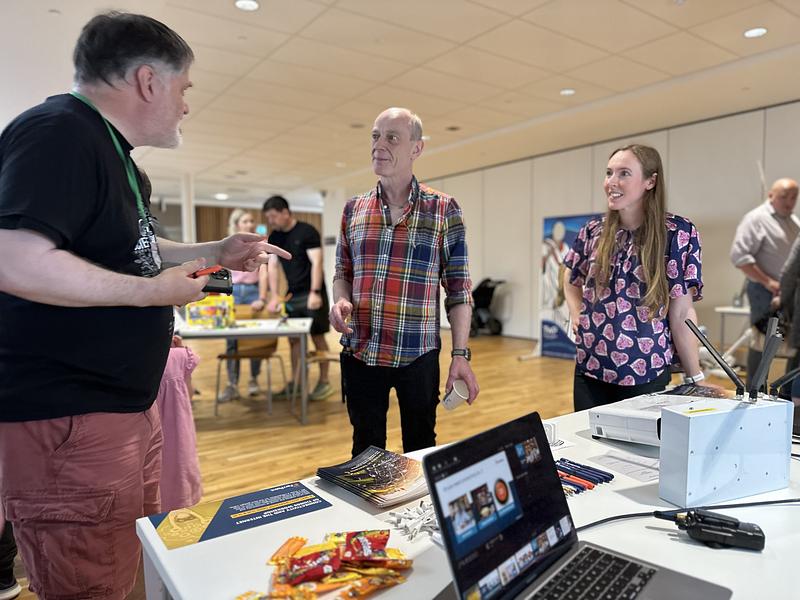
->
[[330, 107, 479, 457]]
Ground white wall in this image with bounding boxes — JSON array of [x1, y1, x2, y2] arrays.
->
[[323, 100, 800, 344]]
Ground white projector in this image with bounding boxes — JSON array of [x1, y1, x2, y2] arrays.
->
[[588, 392, 706, 447]]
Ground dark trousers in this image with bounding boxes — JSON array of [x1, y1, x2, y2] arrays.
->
[[342, 350, 440, 457], [0, 521, 16, 583], [573, 367, 672, 412]]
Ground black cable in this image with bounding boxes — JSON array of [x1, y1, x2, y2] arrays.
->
[[576, 497, 800, 533]]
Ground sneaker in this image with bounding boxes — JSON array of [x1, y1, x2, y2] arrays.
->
[[217, 384, 239, 404], [273, 381, 296, 399], [310, 382, 334, 401], [0, 577, 21, 600], [247, 379, 261, 397]]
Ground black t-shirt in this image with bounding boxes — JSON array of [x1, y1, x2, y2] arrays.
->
[[268, 221, 324, 295], [0, 94, 172, 422]]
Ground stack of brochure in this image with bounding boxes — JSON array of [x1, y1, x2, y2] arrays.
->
[[317, 446, 429, 508]]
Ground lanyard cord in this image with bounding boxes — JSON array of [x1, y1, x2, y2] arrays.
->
[[69, 91, 148, 222]]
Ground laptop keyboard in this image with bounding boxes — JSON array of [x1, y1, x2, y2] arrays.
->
[[530, 547, 657, 600]]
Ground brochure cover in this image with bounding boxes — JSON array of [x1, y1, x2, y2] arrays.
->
[[148, 481, 331, 550], [317, 446, 428, 508]]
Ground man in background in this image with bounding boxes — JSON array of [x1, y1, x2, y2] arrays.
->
[[264, 195, 334, 401], [730, 178, 800, 381]]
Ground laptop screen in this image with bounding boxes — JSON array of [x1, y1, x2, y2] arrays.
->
[[424, 412, 577, 600]]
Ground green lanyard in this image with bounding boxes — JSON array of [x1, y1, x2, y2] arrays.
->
[[69, 91, 148, 223]]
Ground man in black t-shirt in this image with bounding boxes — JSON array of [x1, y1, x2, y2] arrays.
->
[[264, 196, 334, 401], [0, 13, 289, 599]]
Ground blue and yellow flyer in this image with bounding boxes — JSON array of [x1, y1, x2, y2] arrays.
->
[[149, 481, 331, 550]]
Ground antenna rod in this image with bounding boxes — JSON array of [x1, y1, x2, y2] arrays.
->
[[684, 319, 746, 397], [749, 333, 782, 401], [769, 365, 800, 397]]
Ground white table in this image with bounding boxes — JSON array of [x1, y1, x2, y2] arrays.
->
[[176, 318, 312, 424], [714, 305, 750, 351], [136, 410, 800, 599]]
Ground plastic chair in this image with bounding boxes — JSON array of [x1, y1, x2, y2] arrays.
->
[[214, 305, 287, 416]]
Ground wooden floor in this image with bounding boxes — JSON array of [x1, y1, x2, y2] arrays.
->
[[13, 331, 738, 599]]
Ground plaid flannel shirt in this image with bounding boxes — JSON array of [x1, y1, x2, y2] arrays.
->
[[334, 177, 473, 367]]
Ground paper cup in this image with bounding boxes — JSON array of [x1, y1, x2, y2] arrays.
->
[[443, 379, 469, 410]]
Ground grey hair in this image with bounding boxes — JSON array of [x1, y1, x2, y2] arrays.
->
[[384, 107, 423, 141], [73, 12, 194, 86]]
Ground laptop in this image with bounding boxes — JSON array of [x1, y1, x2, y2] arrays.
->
[[422, 412, 732, 600]]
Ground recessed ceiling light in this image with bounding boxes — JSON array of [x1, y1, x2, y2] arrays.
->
[[421, 135, 431, 141], [743, 27, 767, 39], [214, 193, 230, 201], [335, 162, 347, 168], [234, 0, 260, 12], [560, 88, 576, 97]]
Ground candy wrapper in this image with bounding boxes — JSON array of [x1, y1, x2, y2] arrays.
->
[[336, 574, 405, 598], [268, 537, 307, 565], [287, 549, 341, 585], [340, 530, 390, 560]]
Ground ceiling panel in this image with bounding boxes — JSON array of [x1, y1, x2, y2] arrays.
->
[[206, 94, 317, 123], [247, 60, 376, 98], [477, 91, 564, 119], [269, 38, 409, 82], [165, 0, 328, 35], [334, 0, 510, 43], [300, 9, 456, 63], [391, 68, 502, 103], [519, 75, 614, 104], [774, 0, 800, 17], [690, 3, 800, 56], [470, 0, 553, 16], [360, 87, 468, 118], [565, 56, 669, 92], [469, 20, 608, 71], [159, 5, 288, 57], [188, 68, 238, 94], [190, 44, 261, 76], [629, 32, 738, 76], [226, 78, 343, 112], [426, 46, 551, 90], [621, 0, 765, 28], [524, 0, 676, 53]]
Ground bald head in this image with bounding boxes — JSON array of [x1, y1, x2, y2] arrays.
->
[[769, 178, 799, 217], [376, 107, 423, 141]]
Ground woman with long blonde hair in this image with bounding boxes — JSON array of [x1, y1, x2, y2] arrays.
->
[[563, 144, 704, 410], [219, 209, 268, 403]]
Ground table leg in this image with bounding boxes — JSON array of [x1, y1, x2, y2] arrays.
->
[[300, 333, 308, 424], [143, 547, 170, 600]]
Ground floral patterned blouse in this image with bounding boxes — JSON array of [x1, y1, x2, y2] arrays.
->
[[565, 213, 703, 385]]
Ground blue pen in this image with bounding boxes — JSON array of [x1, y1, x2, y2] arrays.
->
[[562, 461, 609, 484], [560, 478, 584, 494], [556, 462, 603, 485], [558, 458, 614, 482]]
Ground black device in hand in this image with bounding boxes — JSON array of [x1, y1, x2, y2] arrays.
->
[[191, 265, 233, 295], [656, 509, 765, 551]]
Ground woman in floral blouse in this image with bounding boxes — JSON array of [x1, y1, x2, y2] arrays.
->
[[564, 144, 704, 411]]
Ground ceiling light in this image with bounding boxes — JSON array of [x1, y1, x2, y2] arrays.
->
[[214, 193, 230, 201], [234, 0, 260, 12], [560, 88, 576, 97], [445, 126, 461, 132], [335, 162, 347, 168], [421, 135, 431, 141], [743, 27, 767, 39]]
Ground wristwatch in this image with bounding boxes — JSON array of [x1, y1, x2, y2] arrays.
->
[[310, 289, 322, 294], [451, 348, 472, 361]]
